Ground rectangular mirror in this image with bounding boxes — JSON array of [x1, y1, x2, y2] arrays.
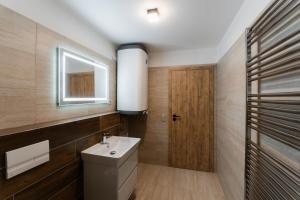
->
[[57, 48, 109, 106]]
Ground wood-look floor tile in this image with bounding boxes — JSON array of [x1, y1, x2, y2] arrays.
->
[[136, 163, 225, 200]]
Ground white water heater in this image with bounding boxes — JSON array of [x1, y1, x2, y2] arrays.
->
[[117, 44, 148, 114]]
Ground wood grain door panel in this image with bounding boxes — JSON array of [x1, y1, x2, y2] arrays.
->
[[69, 72, 94, 97], [169, 66, 214, 171], [169, 69, 189, 169]]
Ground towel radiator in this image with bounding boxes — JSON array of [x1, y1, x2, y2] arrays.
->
[[245, 0, 300, 199]]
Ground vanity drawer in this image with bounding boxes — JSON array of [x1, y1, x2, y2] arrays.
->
[[118, 167, 137, 200], [118, 150, 138, 188]]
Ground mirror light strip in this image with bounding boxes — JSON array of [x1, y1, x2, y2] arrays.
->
[[60, 48, 109, 103]]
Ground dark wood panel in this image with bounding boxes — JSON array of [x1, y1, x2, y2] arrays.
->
[[76, 132, 101, 157], [0, 143, 76, 200], [76, 125, 120, 157], [100, 113, 120, 130], [103, 125, 121, 136], [42, 117, 100, 148], [0, 117, 99, 169], [49, 178, 82, 200], [0, 113, 120, 200], [0, 112, 118, 137], [129, 191, 136, 200], [120, 115, 129, 136], [14, 160, 81, 200]]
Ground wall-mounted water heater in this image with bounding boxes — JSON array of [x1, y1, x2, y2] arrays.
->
[[117, 44, 148, 115]]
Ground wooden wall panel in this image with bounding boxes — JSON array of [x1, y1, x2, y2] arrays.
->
[[100, 113, 121, 130], [0, 6, 36, 54], [119, 115, 128, 136], [0, 117, 99, 169], [0, 6, 37, 129], [76, 132, 102, 157], [216, 35, 246, 200], [0, 143, 75, 199], [14, 160, 81, 200], [48, 178, 82, 200], [0, 4, 120, 200], [0, 5, 116, 130], [133, 67, 169, 166], [0, 113, 120, 200], [35, 25, 116, 124]]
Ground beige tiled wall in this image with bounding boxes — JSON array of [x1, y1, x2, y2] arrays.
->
[[138, 67, 169, 166], [0, 5, 116, 130], [216, 34, 246, 200]]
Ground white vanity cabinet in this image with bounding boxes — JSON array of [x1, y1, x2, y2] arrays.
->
[[81, 136, 140, 200]]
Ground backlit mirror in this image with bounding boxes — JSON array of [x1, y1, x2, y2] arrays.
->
[[57, 48, 109, 106]]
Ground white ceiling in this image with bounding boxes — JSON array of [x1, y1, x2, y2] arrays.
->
[[59, 0, 245, 53]]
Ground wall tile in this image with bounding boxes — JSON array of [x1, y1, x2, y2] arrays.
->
[[0, 143, 76, 199], [216, 35, 246, 200], [0, 5, 116, 129], [49, 178, 82, 200], [0, 5, 119, 200], [14, 160, 81, 200], [135, 67, 169, 166]]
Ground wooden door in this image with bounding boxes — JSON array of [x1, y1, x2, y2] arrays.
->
[[169, 66, 214, 171]]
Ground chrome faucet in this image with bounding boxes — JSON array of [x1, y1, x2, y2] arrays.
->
[[100, 132, 111, 144]]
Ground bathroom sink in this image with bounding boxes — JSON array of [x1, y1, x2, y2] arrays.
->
[[81, 136, 141, 167]]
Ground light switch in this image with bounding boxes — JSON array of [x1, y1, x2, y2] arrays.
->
[[6, 140, 50, 179], [161, 113, 167, 123]]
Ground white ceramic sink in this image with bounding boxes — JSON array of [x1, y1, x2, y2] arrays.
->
[[81, 136, 140, 166]]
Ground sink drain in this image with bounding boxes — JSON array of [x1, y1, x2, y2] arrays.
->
[[110, 151, 117, 155]]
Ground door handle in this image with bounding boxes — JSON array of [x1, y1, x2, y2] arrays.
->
[[173, 114, 181, 121]]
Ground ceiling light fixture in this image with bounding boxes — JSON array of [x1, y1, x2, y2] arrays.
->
[[147, 8, 159, 22]]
